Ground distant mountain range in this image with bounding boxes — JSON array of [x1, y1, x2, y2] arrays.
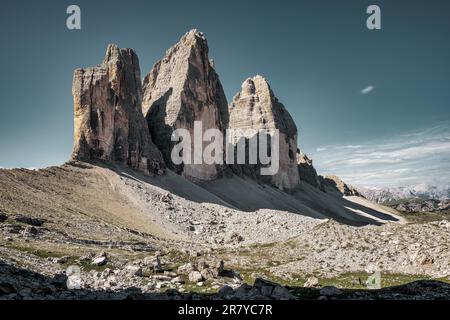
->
[[360, 184, 450, 213], [360, 184, 450, 203]]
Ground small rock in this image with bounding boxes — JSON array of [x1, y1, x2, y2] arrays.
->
[[271, 285, 295, 300], [217, 285, 234, 298], [188, 271, 204, 283], [254, 278, 295, 300], [216, 261, 225, 275], [155, 282, 167, 289], [178, 263, 195, 275], [165, 288, 180, 297], [160, 193, 173, 203], [101, 268, 112, 278], [171, 276, 185, 284], [22, 226, 38, 237], [151, 275, 173, 282], [0, 282, 16, 295], [18, 288, 33, 298], [164, 271, 177, 277], [229, 232, 244, 243], [0, 213, 7, 223], [125, 265, 143, 277], [233, 284, 253, 299], [201, 268, 216, 280], [79, 253, 95, 262], [320, 286, 343, 296], [4, 224, 22, 234], [438, 220, 450, 228], [54, 256, 70, 264], [13, 215, 44, 226], [197, 260, 209, 270], [91, 256, 107, 266], [304, 276, 319, 288]]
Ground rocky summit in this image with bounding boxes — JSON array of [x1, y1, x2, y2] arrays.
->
[[321, 175, 363, 197], [228, 75, 300, 191], [72, 44, 164, 175], [142, 30, 229, 181]]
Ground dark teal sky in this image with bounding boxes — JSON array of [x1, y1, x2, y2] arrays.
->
[[1, 0, 449, 187]]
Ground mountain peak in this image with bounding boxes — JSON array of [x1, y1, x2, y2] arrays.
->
[[183, 28, 206, 41], [232, 76, 297, 137], [141, 30, 228, 181], [228, 76, 300, 190]]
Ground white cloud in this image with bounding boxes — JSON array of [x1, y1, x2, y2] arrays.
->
[[311, 123, 450, 188], [335, 145, 363, 150], [316, 147, 327, 152], [361, 86, 375, 95]]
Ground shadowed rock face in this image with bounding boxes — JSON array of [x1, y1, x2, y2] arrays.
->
[[71, 44, 164, 175], [228, 76, 300, 191], [142, 30, 229, 181], [297, 151, 323, 190]]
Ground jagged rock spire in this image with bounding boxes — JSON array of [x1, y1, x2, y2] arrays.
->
[[228, 75, 300, 191], [71, 44, 164, 175], [142, 30, 229, 181]]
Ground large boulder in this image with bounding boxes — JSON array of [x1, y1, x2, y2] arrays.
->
[[142, 30, 229, 181], [228, 75, 300, 191], [71, 44, 164, 175]]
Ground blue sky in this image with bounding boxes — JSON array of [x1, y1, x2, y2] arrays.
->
[[0, 0, 449, 188]]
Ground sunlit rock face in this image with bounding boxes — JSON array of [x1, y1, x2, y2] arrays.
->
[[228, 75, 300, 191], [142, 30, 229, 181], [72, 44, 164, 175]]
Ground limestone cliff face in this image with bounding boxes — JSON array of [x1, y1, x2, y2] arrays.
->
[[142, 30, 229, 181], [297, 151, 323, 190], [71, 44, 164, 175], [228, 76, 300, 191]]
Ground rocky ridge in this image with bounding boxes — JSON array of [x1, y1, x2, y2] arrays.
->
[[321, 175, 363, 197], [297, 151, 323, 190]]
